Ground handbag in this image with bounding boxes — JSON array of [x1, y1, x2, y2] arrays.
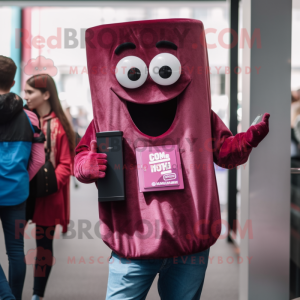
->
[[35, 119, 58, 197]]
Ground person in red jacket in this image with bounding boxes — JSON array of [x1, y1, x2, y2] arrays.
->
[[24, 74, 75, 300]]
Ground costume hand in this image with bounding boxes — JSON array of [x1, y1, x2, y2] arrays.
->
[[81, 140, 107, 179], [245, 113, 270, 147]]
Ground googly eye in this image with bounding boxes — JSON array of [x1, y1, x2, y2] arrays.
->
[[149, 53, 181, 86], [115, 56, 148, 89]]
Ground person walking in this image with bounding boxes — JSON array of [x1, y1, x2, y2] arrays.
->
[[24, 74, 75, 300], [0, 56, 45, 300]]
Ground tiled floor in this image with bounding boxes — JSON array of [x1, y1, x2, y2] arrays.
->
[[0, 171, 238, 300]]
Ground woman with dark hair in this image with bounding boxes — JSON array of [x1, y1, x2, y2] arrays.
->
[[24, 74, 75, 300]]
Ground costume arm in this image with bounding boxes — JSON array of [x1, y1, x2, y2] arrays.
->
[[74, 120, 107, 184], [211, 110, 270, 169]]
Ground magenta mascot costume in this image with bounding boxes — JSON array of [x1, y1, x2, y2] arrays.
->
[[74, 18, 269, 299]]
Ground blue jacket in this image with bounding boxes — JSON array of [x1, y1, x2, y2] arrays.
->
[[0, 93, 36, 206]]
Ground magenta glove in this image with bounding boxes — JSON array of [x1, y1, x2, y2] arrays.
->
[[79, 140, 107, 180], [245, 113, 270, 147]]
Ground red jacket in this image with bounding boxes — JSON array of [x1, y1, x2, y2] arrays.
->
[[32, 112, 72, 233]]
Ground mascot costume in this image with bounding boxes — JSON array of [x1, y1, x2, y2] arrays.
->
[[74, 19, 269, 299]]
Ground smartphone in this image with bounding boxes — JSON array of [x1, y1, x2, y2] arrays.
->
[[96, 131, 125, 202]]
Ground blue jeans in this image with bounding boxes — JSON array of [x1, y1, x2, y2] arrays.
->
[[106, 248, 210, 300], [0, 201, 27, 300]]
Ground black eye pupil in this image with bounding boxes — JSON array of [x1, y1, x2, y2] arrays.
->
[[159, 66, 172, 79], [128, 68, 141, 81]]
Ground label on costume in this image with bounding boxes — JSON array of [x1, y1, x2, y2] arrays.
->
[[135, 145, 184, 192]]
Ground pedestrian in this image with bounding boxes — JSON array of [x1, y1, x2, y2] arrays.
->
[[0, 55, 45, 300], [24, 74, 75, 300]]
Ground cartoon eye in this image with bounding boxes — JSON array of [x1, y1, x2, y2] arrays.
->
[[149, 53, 181, 86], [43, 67, 47, 70], [115, 56, 148, 89], [35, 67, 39, 70]]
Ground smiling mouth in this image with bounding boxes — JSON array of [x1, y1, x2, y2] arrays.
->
[[126, 97, 177, 137], [111, 71, 191, 137]]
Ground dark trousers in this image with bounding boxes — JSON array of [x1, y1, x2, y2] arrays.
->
[[0, 265, 15, 300], [0, 201, 27, 300], [33, 225, 55, 298]]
